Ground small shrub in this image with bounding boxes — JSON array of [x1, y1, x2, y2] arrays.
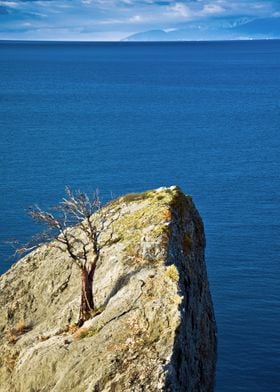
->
[[15, 320, 28, 334], [165, 265, 180, 282], [73, 327, 89, 340], [68, 324, 79, 334], [162, 209, 172, 221], [86, 327, 99, 337], [73, 324, 101, 340], [5, 320, 31, 344]]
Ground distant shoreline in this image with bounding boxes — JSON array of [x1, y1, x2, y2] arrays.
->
[[0, 38, 280, 44]]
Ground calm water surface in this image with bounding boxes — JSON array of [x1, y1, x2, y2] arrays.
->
[[0, 40, 279, 391]]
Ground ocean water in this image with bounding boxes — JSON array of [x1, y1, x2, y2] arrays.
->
[[0, 40, 279, 391]]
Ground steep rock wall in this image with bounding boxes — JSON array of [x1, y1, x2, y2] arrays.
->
[[0, 186, 217, 391]]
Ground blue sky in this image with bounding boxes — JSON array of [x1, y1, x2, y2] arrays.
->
[[0, 0, 279, 40]]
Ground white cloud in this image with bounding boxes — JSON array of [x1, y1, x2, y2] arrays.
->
[[1, 0, 279, 40], [129, 14, 144, 23], [201, 4, 225, 16], [97, 17, 123, 25], [167, 1, 226, 20], [0, 1, 19, 8], [168, 3, 192, 18]]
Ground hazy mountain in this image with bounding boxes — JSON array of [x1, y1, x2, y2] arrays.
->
[[122, 17, 280, 41], [236, 17, 280, 37], [122, 29, 169, 41]]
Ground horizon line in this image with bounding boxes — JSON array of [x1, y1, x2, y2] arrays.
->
[[0, 38, 280, 43]]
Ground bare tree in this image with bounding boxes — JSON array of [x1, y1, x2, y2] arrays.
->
[[16, 188, 117, 326]]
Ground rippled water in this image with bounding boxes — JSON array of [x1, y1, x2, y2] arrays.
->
[[0, 40, 279, 391]]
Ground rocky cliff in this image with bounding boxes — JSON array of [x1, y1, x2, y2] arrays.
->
[[0, 186, 217, 391]]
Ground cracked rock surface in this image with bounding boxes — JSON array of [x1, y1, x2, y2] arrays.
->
[[0, 186, 217, 391]]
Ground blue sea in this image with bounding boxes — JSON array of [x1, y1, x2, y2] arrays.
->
[[0, 40, 279, 391]]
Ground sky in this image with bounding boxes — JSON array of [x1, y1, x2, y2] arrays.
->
[[0, 0, 279, 41]]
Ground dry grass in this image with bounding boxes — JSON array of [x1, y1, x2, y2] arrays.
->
[[15, 320, 28, 334], [162, 209, 172, 221], [3, 350, 20, 372], [5, 330, 18, 344], [5, 320, 32, 344], [120, 191, 151, 204], [73, 327, 89, 340], [68, 324, 80, 334], [73, 324, 101, 340], [38, 335, 50, 342]]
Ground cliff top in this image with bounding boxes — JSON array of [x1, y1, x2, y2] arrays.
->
[[0, 186, 216, 392]]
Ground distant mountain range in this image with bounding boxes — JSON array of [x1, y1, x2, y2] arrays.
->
[[122, 17, 280, 41]]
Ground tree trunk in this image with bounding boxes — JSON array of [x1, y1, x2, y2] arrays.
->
[[78, 268, 94, 325]]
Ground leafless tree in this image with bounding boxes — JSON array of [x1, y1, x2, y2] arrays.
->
[[16, 187, 118, 326]]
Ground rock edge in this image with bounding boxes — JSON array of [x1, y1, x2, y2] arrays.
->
[[0, 186, 217, 391]]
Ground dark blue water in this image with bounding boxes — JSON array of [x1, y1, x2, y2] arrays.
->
[[0, 40, 279, 391]]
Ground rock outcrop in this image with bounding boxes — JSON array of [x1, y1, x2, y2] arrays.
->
[[0, 186, 217, 391]]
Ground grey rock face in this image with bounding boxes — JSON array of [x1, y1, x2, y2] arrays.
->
[[0, 187, 217, 391]]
